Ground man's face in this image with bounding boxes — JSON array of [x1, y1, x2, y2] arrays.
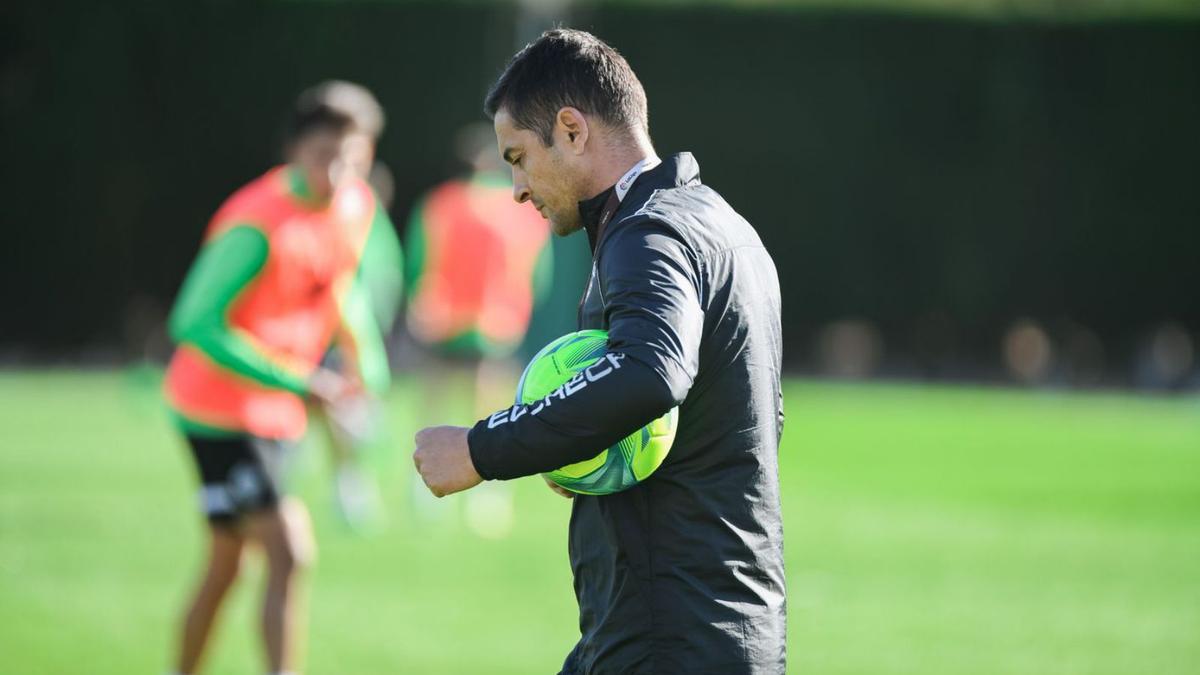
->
[[494, 109, 585, 236], [288, 128, 375, 202]]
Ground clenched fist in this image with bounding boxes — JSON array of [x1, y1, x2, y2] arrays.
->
[[413, 426, 482, 497]]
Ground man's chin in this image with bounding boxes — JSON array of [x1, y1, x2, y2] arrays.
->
[[550, 219, 582, 237]]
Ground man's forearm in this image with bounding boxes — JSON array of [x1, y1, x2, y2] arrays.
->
[[467, 353, 678, 480]]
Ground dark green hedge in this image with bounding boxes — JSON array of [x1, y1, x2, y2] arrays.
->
[[2, 2, 1197, 379]]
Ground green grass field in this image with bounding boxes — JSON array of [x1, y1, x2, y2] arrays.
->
[[1, 370, 1198, 674]]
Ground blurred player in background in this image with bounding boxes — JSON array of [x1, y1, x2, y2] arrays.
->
[[162, 81, 393, 675], [314, 157, 404, 532], [404, 123, 551, 536]]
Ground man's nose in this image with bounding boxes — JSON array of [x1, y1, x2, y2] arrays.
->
[[513, 182, 531, 204]]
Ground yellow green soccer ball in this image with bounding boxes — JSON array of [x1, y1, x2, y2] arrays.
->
[[516, 329, 677, 495]]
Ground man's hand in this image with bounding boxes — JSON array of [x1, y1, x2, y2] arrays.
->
[[543, 475, 575, 500], [413, 426, 483, 497], [307, 367, 358, 407]]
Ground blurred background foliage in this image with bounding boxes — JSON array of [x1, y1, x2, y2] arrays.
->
[[2, 0, 1197, 387]]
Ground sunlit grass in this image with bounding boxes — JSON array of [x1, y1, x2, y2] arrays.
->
[[0, 371, 1197, 673]]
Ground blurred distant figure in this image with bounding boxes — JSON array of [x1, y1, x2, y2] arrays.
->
[[405, 123, 552, 360], [315, 157, 404, 532], [405, 123, 551, 535], [162, 81, 392, 675]]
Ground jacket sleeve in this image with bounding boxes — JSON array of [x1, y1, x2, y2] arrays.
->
[[467, 219, 704, 481]]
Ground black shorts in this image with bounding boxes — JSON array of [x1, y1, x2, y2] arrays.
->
[[185, 434, 296, 525]]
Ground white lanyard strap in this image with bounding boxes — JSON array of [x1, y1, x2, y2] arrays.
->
[[615, 156, 661, 202]]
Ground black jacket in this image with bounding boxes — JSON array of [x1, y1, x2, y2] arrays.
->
[[469, 153, 786, 674]]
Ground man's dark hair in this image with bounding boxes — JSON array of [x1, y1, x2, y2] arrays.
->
[[285, 80, 385, 143], [484, 29, 649, 146]]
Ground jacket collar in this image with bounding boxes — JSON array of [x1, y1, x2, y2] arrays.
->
[[578, 184, 616, 251], [578, 152, 701, 250]]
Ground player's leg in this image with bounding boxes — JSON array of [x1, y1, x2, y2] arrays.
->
[[317, 402, 383, 530], [472, 355, 520, 419], [463, 355, 519, 538], [174, 434, 253, 674], [314, 348, 383, 530], [176, 525, 245, 674], [244, 496, 315, 674], [410, 350, 474, 522]]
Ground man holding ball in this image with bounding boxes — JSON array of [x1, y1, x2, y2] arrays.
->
[[413, 29, 787, 674]]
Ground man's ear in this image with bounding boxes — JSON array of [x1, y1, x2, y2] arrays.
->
[[555, 107, 589, 155]]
